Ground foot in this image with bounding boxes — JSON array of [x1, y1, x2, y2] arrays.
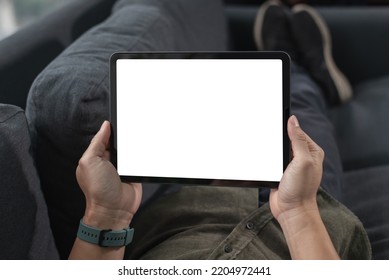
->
[[253, 0, 298, 61], [291, 4, 352, 105]]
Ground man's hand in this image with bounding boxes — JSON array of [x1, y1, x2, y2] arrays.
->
[[269, 115, 339, 260], [76, 121, 142, 230], [270, 115, 324, 220], [70, 121, 141, 259]]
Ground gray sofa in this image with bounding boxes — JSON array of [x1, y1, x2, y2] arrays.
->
[[0, 0, 388, 259]]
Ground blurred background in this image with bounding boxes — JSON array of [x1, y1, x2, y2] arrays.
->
[[0, 0, 68, 40], [1, 0, 389, 40]]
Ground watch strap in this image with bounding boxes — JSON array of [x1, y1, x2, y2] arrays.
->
[[77, 219, 134, 247]]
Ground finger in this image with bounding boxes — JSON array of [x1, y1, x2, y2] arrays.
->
[[288, 116, 324, 163], [288, 115, 310, 159], [84, 121, 111, 158], [303, 132, 325, 162]]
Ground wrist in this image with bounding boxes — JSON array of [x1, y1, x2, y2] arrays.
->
[[275, 203, 340, 260], [77, 219, 134, 248], [276, 202, 320, 233], [276, 204, 322, 242], [83, 206, 133, 230]]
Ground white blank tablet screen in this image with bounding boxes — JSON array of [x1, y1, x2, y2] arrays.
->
[[116, 59, 283, 182]]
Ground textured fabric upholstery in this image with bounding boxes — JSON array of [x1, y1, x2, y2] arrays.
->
[[0, 104, 58, 259]]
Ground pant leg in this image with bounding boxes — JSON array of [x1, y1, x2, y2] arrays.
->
[[290, 63, 344, 200]]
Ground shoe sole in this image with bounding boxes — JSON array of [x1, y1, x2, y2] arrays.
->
[[253, 0, 283, 51], [293, 4, 352, 103]]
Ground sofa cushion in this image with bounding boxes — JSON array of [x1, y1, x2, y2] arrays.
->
[[330, 75, 389, 171], [0, 104, 58, 259], [343, 165, 389, 260], [26, 0, 227, 259]]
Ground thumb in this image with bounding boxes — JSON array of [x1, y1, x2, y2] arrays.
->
[[288, 115, 310, 159], [288, 116, 324, 163], [85, 121, 111, 158]]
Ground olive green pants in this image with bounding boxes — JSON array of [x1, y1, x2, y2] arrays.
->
[[125, 186, 371, 260]]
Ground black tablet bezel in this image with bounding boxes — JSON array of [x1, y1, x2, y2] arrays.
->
[[110, 51, 290, 188]]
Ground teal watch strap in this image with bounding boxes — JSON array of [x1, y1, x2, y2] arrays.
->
[[77, 219, 134, 247]]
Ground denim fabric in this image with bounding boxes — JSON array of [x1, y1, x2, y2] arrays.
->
[[290, 64, 344, 200], [330, 75, 389, 171]]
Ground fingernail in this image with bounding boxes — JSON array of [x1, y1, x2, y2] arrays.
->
[[291, 115, 300, 127]]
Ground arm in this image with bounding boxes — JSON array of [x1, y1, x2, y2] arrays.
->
[[69, 121, 142, 260], [269, 115, 340, 260]]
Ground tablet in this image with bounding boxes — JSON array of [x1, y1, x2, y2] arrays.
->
[[110, 52, 290, 188]]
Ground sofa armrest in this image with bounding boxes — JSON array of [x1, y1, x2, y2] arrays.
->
[[0, 104, 58, 259]]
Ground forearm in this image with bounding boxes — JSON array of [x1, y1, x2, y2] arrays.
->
[[278, 208, 340, 260]]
